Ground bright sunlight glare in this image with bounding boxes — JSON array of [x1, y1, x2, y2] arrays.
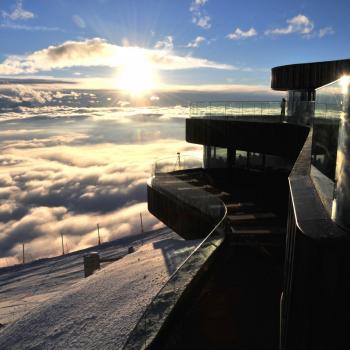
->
[[340, 75, 350, 94], [114, 52, 159, 96]]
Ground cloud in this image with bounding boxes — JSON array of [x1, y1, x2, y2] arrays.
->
[[117, 100, 130, 107], [2, 0, 34, 21], [265, 14, 314, 36], [0, 136, 199, 261], [0, 85, 64, 108], [154, 36, 174, 50], [0, 101, 205, 263], [227, 27, 257, 40], [190, 0, 211, 29], [72, 15, 86, 29], [150, 95, 160, 101], [319, 26, 335, 38], [0, 77, 73, 85], [0, 23, 61, 31], [0, 38, 234, 75], [187, 36, 206, 48]]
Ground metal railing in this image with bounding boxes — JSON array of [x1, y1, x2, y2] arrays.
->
[[189, 100, 342, 120], [123, 155, 227, 349], [152, 154, 203, 176], [189, 101, 282, 118]]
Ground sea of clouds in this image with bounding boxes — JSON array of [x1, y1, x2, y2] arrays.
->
[[0, 85, 201, 266]]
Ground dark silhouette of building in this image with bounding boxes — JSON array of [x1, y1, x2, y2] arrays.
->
[[124, 58, 350, 350]]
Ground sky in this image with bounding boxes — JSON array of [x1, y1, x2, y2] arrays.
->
[[0, 0, 349, 91]]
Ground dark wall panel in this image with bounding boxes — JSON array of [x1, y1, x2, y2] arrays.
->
[[186, 119, 309, 161]]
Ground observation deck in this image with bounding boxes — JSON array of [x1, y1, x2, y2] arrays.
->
[[125, 58, 350, 350]]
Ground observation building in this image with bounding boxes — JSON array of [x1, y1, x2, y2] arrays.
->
[[124, 59, 350, 350]]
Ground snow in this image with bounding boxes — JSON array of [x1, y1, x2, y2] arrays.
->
[[0, 228, 199, 349]]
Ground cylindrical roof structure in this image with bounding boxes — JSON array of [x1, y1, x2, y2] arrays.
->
[[271, 59, 350, 91]]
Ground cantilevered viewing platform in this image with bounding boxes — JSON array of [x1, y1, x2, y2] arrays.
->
[[124, 59, 350, 350]]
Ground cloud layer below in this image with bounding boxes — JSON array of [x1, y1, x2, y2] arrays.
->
[[0, 93, 202, 266]]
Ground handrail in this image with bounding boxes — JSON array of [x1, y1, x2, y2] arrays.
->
[[189, 100, 282, 118], [189, 100, 342, 120], [152, 154, 203, 176], [190, 100, 282, 104], [123, 156, 228, 349]]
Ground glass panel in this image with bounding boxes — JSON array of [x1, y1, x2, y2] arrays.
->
[[249, 152, 264, 170], [236, 150, 248, 168], [207, 147, 227, 168], [265, 155, 292, 171], [189, 101, 281, 118], [286, 90, 315, 124], [311, 77, 347, 180], [216, 147, 227, 165], [123, 154, 227, 349]]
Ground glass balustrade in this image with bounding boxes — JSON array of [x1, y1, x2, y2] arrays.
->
[[189, 101, 282, 118], [123, 154, 227, 349]]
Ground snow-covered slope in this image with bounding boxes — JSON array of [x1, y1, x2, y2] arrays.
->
[[0, 228, 199, 349]]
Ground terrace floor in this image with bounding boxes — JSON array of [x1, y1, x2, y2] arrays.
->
[[171, 167, 289, 246]]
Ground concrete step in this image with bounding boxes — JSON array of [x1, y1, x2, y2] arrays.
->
[[231, 226, 285, 235], [228, 212, 278, 222], [224, 202, 255, 209]]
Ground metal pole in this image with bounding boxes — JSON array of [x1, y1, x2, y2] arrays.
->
[[177, 152, 181, 169], [61, 232, 65, 255], [97, 224, 101, 245], [140, 213, 144, 234]]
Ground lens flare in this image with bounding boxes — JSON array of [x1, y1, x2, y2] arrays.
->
[[340, 75, 350, 94]]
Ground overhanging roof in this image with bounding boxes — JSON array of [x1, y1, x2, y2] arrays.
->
[[271, 59, 350, 91]]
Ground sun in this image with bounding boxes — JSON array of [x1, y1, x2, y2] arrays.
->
[[114, 53, 159, 96]]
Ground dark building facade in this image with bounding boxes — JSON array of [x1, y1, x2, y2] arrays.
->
[[124, 59, 350, 350]]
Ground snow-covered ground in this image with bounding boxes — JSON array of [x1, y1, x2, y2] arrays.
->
[[0, 228, 199, 349]]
